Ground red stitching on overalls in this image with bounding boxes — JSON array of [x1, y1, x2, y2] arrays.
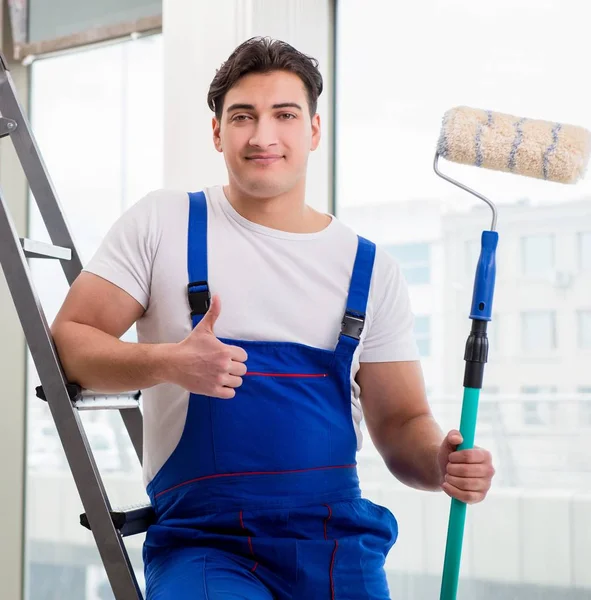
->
[[244, 372, 328, 378], [155, 464, 356, 498], [324, 504, 337, 599], [330, 540, 338, 600], [323, 504, 332, 541], [239, 510, 258, 573]]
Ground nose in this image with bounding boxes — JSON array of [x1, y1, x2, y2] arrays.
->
[[248, 116, 279, 149]]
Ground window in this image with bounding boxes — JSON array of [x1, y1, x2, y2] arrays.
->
[[521, 311, 557, 352], [522, 386, 557, 394], [579, 232, 591, 271], [579, 387, 591, 426], [482, 386, 500, 394], [383, 242, 430, 285], [335, 0, 591, 596], [521, 234, 554, 278], [28, 0, 160, 43], [488, 313, 499, 354], [479, 387, 499, 425], [414, 315, 431, 357], [521, 386, 558, 425], [578, 311, 591, 349], [25, 34, 162, 600]]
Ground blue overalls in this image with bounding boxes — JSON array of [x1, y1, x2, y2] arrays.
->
[[143, 191, 398, 599]]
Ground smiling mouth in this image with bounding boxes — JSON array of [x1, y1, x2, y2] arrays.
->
[[245, 156, 284, 165]]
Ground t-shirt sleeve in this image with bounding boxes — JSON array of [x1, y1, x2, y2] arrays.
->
[[360, 246, 420, 363], [82, 192, 159, 310]]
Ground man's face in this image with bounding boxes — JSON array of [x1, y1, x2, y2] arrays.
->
[[212, 70, 321, 198]]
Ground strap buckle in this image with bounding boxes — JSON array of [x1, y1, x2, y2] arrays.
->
[[187, 280, 211, 316], [341, 311, 365, 340]]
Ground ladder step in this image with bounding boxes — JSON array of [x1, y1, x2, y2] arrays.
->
[[20, 237, 71, 260], [80, 503, 155, 537], [36, 384, 141, 410], [74, 390, 141, 411]]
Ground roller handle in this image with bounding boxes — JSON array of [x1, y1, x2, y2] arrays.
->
[[469, 231, 498, 321]]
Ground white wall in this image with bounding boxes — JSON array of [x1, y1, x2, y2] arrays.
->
[[162, 0, 334, 213]]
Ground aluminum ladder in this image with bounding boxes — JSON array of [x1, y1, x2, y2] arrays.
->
[[0, 49, 154, 600]]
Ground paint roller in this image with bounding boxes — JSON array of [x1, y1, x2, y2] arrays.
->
[[433, 106, 591, 600]]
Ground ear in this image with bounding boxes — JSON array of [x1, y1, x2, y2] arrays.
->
[[310, 113, 321, 152], [212, 117, 223, 153]]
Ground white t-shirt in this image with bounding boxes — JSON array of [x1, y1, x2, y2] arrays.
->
[[83, 186, 419, 486]]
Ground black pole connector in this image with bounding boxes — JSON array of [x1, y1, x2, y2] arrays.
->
[[463, 319, 488, 389]]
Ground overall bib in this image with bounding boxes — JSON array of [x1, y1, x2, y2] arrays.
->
[[143, 192, 398, 599]]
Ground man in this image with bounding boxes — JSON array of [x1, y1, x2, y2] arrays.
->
[[51, 37, 494, 599]]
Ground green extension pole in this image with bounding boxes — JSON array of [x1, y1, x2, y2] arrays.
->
[[439, 230, 498, 600], [439, 387, 480, 599]]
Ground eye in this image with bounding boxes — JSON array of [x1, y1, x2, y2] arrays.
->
[[279, 113, 297, 120], [231, 114, 251, 122]]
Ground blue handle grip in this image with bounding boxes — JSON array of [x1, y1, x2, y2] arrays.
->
[[470, 231, 498, 320]]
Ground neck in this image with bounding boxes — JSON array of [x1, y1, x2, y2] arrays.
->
[[223, 180, 329, 234]]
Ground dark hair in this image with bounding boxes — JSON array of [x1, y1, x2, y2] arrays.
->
[[207, 37, 323, 120]]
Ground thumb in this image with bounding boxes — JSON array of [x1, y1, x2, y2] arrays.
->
[[444, 429, 463, 450], [195, 294, 221, 334]]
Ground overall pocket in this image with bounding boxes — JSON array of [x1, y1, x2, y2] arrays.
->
[[210, 370, 344, 474], [327, 499, 398, 600]]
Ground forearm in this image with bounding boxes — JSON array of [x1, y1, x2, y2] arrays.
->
[[52, 321, 172, 393], [376, 413, 445, 491]]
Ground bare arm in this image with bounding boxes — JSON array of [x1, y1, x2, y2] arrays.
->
[[357, 360, 444, 491], [51, 272, 167, 393], [51, 273, 248, 396]]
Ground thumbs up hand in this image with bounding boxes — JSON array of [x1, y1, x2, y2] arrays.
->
[[163, 295, 248, 398]]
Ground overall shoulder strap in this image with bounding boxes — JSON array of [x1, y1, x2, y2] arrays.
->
[[337, 235, 376, 352], [187, 191, 210, 327]]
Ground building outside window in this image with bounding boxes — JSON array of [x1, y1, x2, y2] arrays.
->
[[414, 315, 431, 357], [521, 234, 554, 278], [578, 310, 591, 350], [579, 231, 591, 271], [521, 311, 557, 353], [383, 242, 431, 285]]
